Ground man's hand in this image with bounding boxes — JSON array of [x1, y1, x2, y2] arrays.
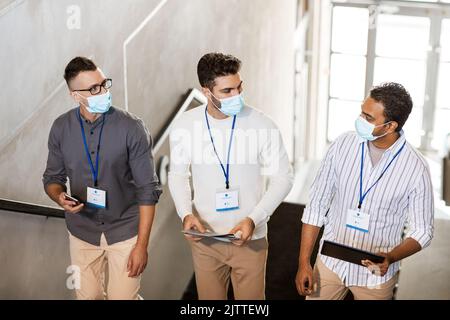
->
[[361, 252, 391, 276], [183, 214, 206, 242], [58, 192, 84, 214], [361, 238, 421, 277], [296, 224, 321, 296], [127, 245, 148, 278], [295, 263, 314, 296], [228, 217, 255, 246]]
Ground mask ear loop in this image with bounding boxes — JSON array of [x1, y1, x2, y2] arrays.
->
[[208, 89, 222, 111], [73, 91, 90, 110], [373, 121, 394, 139], [374, 119, 394, 128]]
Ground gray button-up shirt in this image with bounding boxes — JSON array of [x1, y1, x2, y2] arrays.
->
[[43, 106, 162, 246]]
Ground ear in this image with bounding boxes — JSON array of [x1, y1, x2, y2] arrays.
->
[[388, 121, 398, 133], [201, 86, 210, 97], [70, 91, 85, 106], [70, 90, 79, 101]]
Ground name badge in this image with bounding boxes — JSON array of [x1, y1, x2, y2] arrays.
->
[[87, 187, 106, 208], [215, 187, 239, 212], [346, 209, 370, 233]]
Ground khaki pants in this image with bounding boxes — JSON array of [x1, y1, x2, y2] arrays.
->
[[190, 238, 268, 300], [307, 257, 398, 300], [68, 232, 141, 300]]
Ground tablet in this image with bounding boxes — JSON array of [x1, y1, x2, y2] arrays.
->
[[320, 240, 385, 266], [181, 229, 238, 240]]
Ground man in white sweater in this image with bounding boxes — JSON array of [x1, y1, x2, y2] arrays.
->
[[168, 52, 293, 299]]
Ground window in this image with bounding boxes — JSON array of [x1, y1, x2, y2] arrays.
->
[[373, 14, 430, 147], [327, 6, 368, 141], [432, 19, 450, 151], [327, 1, 450, 151]]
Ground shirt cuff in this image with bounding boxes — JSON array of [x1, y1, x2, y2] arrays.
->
[[248, 209, 268, 228], [137, 188, 162, 206], [42, 179, 67, 191], [405, 229, 433, 249], [301, 207, 326, 227], [178, 210, 192, 222]]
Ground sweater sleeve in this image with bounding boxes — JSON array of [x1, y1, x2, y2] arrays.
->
[[247, 120, 294, 227], [168, 119, 193, 221]]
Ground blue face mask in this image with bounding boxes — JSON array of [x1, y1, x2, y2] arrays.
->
[[209, 91, 244, 116], [78, 91, 112, 114], [355, 116, 392, 141]]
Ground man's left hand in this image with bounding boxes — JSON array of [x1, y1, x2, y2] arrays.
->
[[228, 217, 255, 246], [361, 252, 392, 276]]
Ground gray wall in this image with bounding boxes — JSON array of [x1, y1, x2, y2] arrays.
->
[[0, 0, 296, 299]]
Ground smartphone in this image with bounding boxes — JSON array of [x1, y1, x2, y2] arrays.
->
[[64, 194, 81, 206]]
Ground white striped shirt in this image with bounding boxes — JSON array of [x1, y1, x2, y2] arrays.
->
[[302, 130, 434, 287]]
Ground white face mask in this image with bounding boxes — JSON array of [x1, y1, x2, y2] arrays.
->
[[355, 116, 392, 141]]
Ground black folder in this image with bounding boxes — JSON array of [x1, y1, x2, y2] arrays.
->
[[321, 240, 385, 266]]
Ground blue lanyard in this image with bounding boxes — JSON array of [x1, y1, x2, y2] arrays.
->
[[204, 107, 237, 190], [77, 110, 106, 187], [358, 140, 406, 209]]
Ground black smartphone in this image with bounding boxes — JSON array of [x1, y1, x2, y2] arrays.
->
[[64, 194, 81, 206]]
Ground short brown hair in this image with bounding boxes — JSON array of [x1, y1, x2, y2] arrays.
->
[[64, 56, 97, 86], [197, 52, 242, 89]]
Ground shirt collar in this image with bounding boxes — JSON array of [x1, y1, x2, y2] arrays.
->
[[386, 130, 406, 153], [76, 106, 114, 127], [358, 130, 407, 154]]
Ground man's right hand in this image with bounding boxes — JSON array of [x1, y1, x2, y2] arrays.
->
[[295, 263, 314, 296], [183, 214, 206, 242], [58, 192, 84, 214]]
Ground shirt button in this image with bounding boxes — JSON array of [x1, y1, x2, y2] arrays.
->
[[90, 131, 94, 135], [91, 151, 95, 154]]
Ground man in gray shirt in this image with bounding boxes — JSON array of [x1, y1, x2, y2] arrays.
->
[[43, 56, 162, 300]]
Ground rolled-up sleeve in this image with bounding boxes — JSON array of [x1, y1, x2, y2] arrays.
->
[[301, 137, 339, 227], [42, 120, 68, 190], [404, 165, 434, 249], [128, 118, 162, 205]]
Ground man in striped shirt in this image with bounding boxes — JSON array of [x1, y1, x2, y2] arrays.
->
[[295, 82, 434, 300]]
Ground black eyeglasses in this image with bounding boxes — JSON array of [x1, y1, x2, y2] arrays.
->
[[73, 78, 112, 95]]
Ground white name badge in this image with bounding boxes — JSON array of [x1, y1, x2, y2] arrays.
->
[[346, 209, 370, 233], [215, 187, 239, 212], [87, 187, 106, 208]]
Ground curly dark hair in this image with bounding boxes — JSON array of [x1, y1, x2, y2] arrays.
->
[[197, 52, 242, 89], [370, 82, 413, 132]]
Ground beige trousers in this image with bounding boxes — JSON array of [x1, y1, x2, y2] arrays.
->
[[307, 257, 399, 300], [190, 237, 268, 300], [68, 232, 141, 300]]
